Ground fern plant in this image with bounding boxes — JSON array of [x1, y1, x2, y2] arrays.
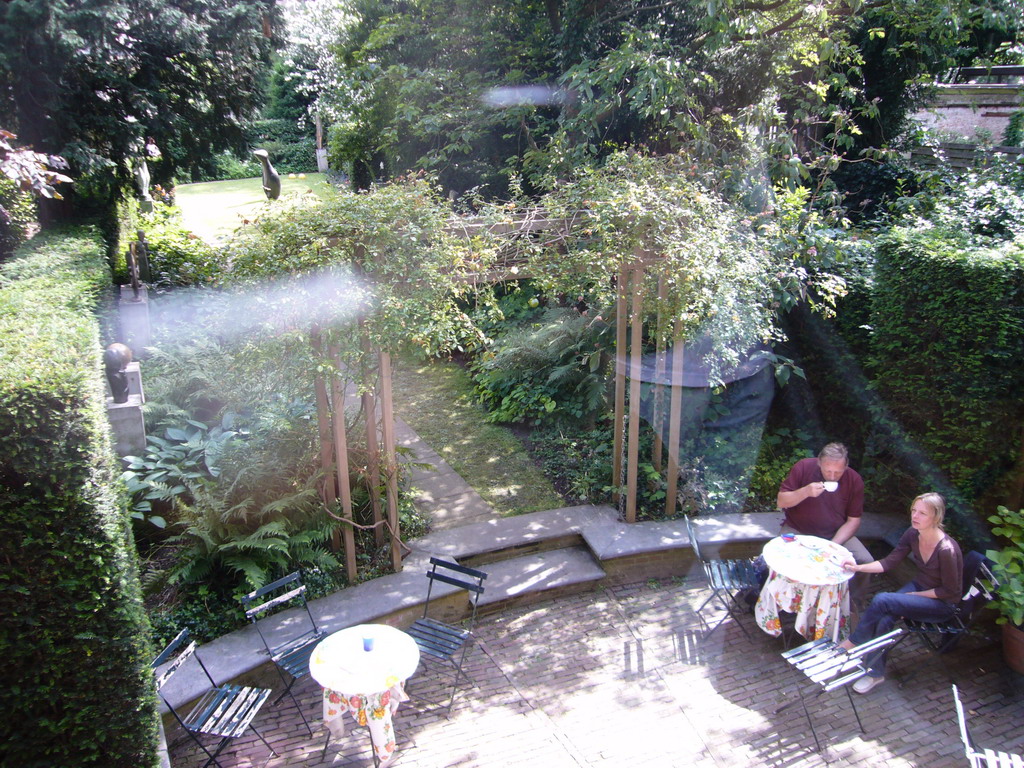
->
[[472, 307, 613, 426], [169, 489, 341, 592]]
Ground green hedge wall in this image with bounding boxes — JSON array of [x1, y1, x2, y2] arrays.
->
[[871, 226, 1024, 525], [0, 229, 160, 767]]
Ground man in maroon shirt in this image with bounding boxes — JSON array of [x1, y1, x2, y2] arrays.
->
[[777, 442, 872, 599]]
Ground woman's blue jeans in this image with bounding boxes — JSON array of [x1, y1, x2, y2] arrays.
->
[[849, 581, 956, 677]]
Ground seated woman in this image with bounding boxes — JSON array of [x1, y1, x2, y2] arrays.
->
[[838, 491, 963, 694]]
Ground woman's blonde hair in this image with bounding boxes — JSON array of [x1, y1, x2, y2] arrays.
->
[[911, 492, 945, 529]]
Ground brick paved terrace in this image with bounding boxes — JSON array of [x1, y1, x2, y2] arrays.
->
[[167, 574, 1024, 768]]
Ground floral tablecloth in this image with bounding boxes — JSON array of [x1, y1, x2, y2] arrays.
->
[[323, 683, 408, 765], [309, 624, 420, 766], [754, 535, 854, 642]]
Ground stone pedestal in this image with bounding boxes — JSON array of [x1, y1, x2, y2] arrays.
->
[[316, 148, 329, 173], [119, 285, 151, 356], [107, 395, 146, 458]]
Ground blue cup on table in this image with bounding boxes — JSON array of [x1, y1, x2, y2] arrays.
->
[[363, 637, 374, 652]]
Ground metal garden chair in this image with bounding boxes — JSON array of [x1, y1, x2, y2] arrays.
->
[[240, 571, 325, 736], [684, 514, 762, 639], [953, 684, 1024, 768], [900, 551, 998, 654], [777, 628, 905, 752], [405, 557, 487, 716], [152, 628, 276, 768]]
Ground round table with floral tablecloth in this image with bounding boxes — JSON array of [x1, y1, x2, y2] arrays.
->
[[754, 535, 855, 642], [309, 623, 420, 765]]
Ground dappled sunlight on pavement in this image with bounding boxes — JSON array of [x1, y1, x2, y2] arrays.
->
[[167, 576, 1023, 768]]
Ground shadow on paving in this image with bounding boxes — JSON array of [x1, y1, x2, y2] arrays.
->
[[167, 574, 1024, 768]]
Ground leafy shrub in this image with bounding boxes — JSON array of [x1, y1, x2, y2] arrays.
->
[[168, 490, 340, 592], [0, 228, 159, 767], [472, 307, 614, 426], [139, 207, 222, 287], [870, 227, 1024, 530], [747, 427, 813, 506], [122, 420, 240, 530], [1004, 109, 1024, 147], [0, 176, 36, 257]]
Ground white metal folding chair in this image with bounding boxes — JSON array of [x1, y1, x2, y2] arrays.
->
[[953, 684, 1024, 768], [778, 629, 906, 752]]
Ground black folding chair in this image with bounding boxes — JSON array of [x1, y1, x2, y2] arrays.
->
[[240, 571, 325, 736], [684, 514, 762, 639], [405, 557, 487, 716], [778, 628, 906, 752], [953, 684, 1024, 768], [152, 629, 276, 768], [900, 551, 999, 654]]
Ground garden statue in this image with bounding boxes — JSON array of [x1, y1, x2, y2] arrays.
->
[[253, 149, 281, 200], [104, 343, 133, 403], [134, 158, 151, 202]]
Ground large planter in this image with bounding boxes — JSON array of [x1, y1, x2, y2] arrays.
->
[[1003, 622, 1024, 674]]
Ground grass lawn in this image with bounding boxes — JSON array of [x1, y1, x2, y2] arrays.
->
[[175, 173, 334, 244], [391, 356, 565, 517]]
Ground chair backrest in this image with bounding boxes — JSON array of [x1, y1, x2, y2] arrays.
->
[[957, 551, 999, 620], [241, 571, 321, 656], [152, 628, 217, 698], [683, 515, 705, 562], [423, 557, 487, 626], [952, 685, 980, 765]]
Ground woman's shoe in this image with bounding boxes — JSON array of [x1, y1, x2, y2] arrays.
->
[[853, 675, 885, 694]]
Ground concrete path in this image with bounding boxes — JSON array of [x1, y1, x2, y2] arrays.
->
[[166, 573, 1024, 768], [395, 416, 500, 531]]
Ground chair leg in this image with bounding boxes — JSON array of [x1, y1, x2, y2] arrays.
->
[[285, 686, 314, 737], [844, 685, 865, 734], [711, 588, 752, 639], [248, 722, 278, 759], [799, 694, 823, 753]]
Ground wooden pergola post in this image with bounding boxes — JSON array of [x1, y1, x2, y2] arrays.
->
[[624, 263, 645, 524], [651, 275, 668, 473], [664, 319, 685, 517], [310, 327, 338, 545], [377, 351, 403, 571], [329, 344, 358, 583], [361, 332, 385, 547], [612, 267, 628, 505]]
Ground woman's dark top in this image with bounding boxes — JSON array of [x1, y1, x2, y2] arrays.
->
[[876, 527, 963, 604]]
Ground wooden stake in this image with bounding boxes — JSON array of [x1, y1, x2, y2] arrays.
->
[[378, 351, 403, 572], [612, 267, 628, 505], [652, 274, 668, 472], [626, 264, 644, 524], [310, 328, 337, 525], [362, 333, 384, 547], [665, 320, 685, 517], [329, 344, 358, 583]]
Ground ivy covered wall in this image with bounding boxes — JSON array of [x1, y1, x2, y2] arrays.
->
[[870, 226, 1024, 535], [0, 229, 159, 767]]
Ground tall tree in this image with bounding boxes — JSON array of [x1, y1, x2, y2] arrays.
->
[[0, 0, 283, 217]]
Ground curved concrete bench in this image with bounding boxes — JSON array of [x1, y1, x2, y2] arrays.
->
[[157, 505, 906, 711]]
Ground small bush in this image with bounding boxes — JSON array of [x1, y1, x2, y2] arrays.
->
[[472, 307, 613, 426], [0, 177, 36, 258], [139, 207, 222, 287]]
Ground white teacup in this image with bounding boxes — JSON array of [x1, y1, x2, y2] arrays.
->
[[822, 481, 838, 492]]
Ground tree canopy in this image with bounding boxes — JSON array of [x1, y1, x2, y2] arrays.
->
[[0, 0, 283, 216], [285, 0, 1020, 199]]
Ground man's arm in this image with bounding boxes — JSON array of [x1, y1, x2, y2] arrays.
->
[[832, 515, 861, 545], [777, 482, 824, 509]]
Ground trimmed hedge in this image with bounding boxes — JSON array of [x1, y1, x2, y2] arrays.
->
[[0, 228, 160, 767], [870, 226, 1024, 524]]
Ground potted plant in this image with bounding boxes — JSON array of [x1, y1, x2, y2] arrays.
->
[[986, 505, 1024, 673]]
